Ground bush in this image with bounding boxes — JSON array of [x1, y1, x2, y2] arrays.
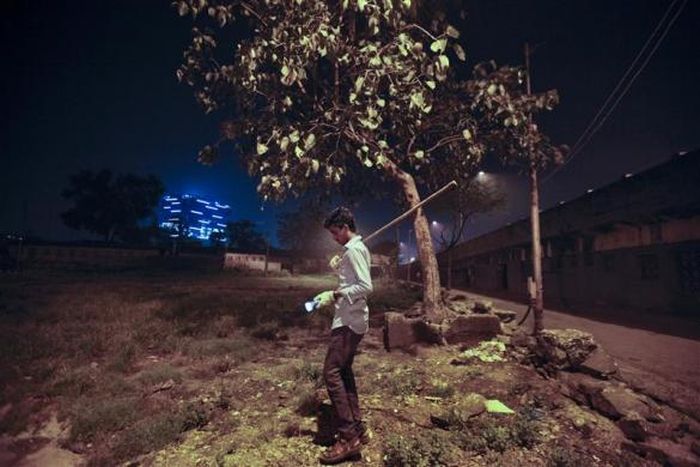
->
[[549, 446, 586, 467], [69, 397, 140, 442], [383, 431, 459, 467], [136, 363, 182, 386], [293, 361, 323, 387], [425, 378, 455, 399]]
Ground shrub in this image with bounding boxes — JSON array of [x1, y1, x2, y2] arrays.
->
[[69, 397, 140, 442], [549, 446, 586, 467], [293, 361, 323, 387], [425, 378, 455, 399], [136, 363, 182, 386], [383, 431, 459, 467]]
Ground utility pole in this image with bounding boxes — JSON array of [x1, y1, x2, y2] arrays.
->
[[525, 42, 544, 335]]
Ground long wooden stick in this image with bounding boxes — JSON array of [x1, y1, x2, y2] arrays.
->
[[364, 180, 457, 244]]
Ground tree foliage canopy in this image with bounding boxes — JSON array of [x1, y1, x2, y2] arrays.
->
[[61, 170, 164, 243], [225, 219, 267, 251], [174, 0, 566, 203]]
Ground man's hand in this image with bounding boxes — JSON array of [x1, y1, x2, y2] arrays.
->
[[314, 290, 336, 308], [329, 255, 342, 271]]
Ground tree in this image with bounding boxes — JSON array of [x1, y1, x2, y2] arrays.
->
[[225, 219, 267, 251], [173, 0, 565, 322], [61, 170, 164, 243], [277, 202, 336, 258], [433, 174, 505, 289]]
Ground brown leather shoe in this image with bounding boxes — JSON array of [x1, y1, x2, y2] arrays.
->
[[319, 436, 362, 465]]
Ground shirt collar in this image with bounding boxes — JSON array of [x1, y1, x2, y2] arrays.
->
[[344, 235, 363, 249]]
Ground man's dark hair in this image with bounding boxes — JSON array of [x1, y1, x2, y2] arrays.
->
[[323, 206, 356, 232]]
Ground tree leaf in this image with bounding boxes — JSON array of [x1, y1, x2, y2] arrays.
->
[[453, 43, 466, 61], [462, 129, 472, 140], [256, 142, 268, 155], [430, 38, 447, 54], [446, 25, 460, 39]]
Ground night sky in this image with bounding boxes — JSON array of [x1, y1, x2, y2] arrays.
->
[[2, 0, 699, 247]]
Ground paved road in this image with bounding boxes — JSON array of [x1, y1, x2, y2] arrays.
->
[[450, 288, 700, 393]]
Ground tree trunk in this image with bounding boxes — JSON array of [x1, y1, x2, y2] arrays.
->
[[447, 250, 452, 290], [387, 163, 446, 322]]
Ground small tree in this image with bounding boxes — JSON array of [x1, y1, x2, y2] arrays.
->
[[433, 174, 505, 289], [61, 170, 164, 243], [225, 219, 267, 251], [173, 0, 565, 322]]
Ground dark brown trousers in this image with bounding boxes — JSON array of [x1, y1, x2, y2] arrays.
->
[[323, 326, 364, 440]]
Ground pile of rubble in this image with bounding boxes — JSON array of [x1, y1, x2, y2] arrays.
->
[[382, 294, 700, 466], [509, 327, 700, 466]]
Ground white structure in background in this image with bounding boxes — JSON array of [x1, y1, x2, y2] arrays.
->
[[224, 252, 282, 272]]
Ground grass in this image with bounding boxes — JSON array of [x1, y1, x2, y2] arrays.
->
[[0, 266, 640, 466]]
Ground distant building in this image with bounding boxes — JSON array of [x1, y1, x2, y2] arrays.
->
[[158, 194, 232, 242], [437, 150, 700, 314], [223, 251, 282, 273]]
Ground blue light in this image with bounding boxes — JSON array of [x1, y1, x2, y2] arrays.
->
[[171, 209, 181, 213], [216, 223, 226, 227], [212, 214, 223, 219], [205, 205, 219, 210], [215, 202, 230, 209], [191, 210, 203, 215], [198, 220, 211, 224], [196, 199, 211, 205], [171, 201, 181, 205], [164, 206, 171, 210]]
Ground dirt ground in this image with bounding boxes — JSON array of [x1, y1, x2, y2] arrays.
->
[[0, 263, 690, 466]]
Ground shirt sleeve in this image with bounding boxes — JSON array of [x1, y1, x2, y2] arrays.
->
[[337, 247, 373, 305]]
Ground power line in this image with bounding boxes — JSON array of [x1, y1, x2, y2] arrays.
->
[[542, 0, 687, 184]]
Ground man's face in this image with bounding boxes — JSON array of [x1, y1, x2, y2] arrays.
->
[[328, 225, 351, 245]]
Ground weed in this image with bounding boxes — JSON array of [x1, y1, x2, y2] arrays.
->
[[549, 446, 586, 467], [293, 361, 323, 387], [136, 363, 182, 386], [425, 378, 455, 399], [108, 341, 137, 373], [383, 430, 459, 467], [69, 397, 141, 443]]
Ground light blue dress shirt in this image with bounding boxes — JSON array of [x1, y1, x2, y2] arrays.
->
[[333, 235, 373, 334]]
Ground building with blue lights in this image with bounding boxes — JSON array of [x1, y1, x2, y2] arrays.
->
[[159, 194, 232, 242]]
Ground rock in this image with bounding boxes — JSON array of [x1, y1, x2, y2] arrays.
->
[[493, 308, 517, 323], [510, 329, 535, 349], [472, 300, 493, 314], [558, 371, 607, 406], [618, 412, 649, 441], [383, 312, 419, 351], [536, 329, 598, 370], [443, 315, 502, 345], [622, 438, 700, 467], [590, 385, 656, 420], [579, 347, 619, 379]]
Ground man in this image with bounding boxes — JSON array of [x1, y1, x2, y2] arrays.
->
[[314, 206, 373, 465]]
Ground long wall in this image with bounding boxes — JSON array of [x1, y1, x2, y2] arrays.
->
[[437, 151, 700, 315]]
